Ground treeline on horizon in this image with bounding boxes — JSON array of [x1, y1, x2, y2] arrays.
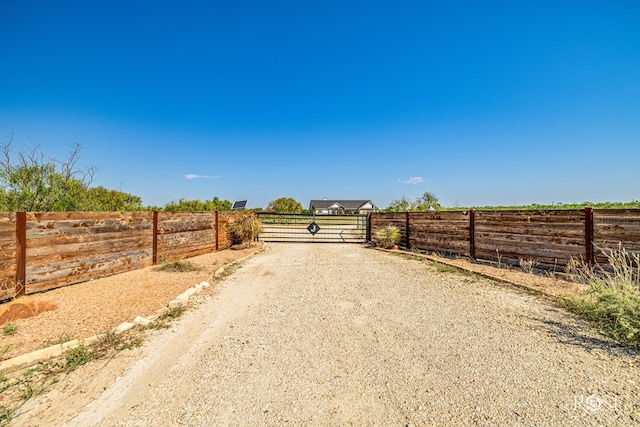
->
[[440, 201, 640, 211], [0, 133, 638, 213]]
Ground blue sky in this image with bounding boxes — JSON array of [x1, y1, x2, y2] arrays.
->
[[1, 1, 639, 209]]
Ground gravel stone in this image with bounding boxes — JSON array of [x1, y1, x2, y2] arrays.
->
[[61, 244, 640, 425]]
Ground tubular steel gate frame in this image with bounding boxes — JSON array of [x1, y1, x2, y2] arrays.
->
[[256, 213, 368, 243]]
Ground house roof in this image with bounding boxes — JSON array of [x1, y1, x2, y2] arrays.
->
[[309, 200, 376, 210]]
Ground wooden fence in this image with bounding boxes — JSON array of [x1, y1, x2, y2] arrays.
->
[[0, 211, 245, 301], [371, 208, 640, 269]]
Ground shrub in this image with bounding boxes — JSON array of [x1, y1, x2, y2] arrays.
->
[[230, 214, 263, 246], [375, 225, 401, 249], [563, 245, 640, 346], [155, 259, 201, 272]]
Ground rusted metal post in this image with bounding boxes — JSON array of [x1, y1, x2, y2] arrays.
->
[[152, 211, 158, 265], [215, 211, 219, 251], [469, 209, 476, 259], [366, 213, 372, 242], [585, 207, 594, 264], [405, 211, 410, 249], [16, 212, 26, 298]]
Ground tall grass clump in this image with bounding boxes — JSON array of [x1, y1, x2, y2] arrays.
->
[[375, 225, 401, 249], [564, 244, 640, 346], [155, 259, 201, 272], [230, 214, 263, 247]]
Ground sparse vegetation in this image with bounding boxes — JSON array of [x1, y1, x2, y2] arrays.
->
[[65, 342, 94, 370], [519, 258, 539, 274], [0, 345, 11, 357], [434, 262, 460, 274], [375, 225, 401, 249], [142, 306, 187, 330], [562, 245, 640, 346], [47, 333, 75, 346], [230, 214, 263, 246], [155, 259, 202, 272], [2, 323, 17, 336]]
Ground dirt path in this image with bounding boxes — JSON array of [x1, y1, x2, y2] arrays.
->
[[15, 244, 640, 426]]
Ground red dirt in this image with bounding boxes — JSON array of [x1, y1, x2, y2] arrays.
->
[[0, 300, 59, 324]]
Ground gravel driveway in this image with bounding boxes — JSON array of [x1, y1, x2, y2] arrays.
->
[[63, 243, 638, 426]]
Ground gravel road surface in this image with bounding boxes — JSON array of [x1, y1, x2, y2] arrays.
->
[[65, 243, 638, 426]]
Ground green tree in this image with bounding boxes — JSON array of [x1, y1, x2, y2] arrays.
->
[[385, 196, 414, 212], [162, 196, 232, 212], [0, 129, 96, 212], [267, 197, 303, 213], [77, 186, 144, 211], [385, 192, 441, 212], [415, 191, 441, 211]]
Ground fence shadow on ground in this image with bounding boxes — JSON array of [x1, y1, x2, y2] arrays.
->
[[525, 312, 639, 358]]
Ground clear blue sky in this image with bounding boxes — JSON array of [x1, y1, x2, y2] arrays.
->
[[1, 1, 639, 209]]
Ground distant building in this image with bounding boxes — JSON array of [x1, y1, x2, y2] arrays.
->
[[309, 199, 377, 215]]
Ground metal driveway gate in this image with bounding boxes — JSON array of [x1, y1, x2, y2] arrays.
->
[[257, 213, 368, 243]]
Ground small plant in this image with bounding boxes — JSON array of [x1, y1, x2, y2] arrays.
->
[[563, 244, 640, 346], [18, 381, 48, 400], [2, 323, 17, 336], [116, 335, 143, 351], [65, 342, 94, 370], [47, 333, 74, 346], [155, 259, 201, 272], [496, 249, 504, 269], [519, 258, 539, 274], [95, 330, 143, 352], [23, 366, 43, 378], [230, 214, 263, 246], [143, 306, 187, 330], [0, 406, 15, 426], [375, 225, 401, 249], [434, 262, 459, 274], [0, 345, 12, 356]]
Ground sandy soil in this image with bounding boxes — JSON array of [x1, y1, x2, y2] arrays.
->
[[0, 243, 264, 361]]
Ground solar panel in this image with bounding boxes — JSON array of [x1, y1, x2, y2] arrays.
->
[[232, 200, 248, 210]]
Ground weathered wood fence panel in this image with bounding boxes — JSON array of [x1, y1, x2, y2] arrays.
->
[[370, 212, 407, 246], [25, 212, 154, 294], [593, 209, 640, 264], [371, 208, 640, 269], [157, 212, 217, 262], [3, 208, 639, 300], [0, 210, 248, 301], [0, 213, 16, 301], [474, 210, 586, 267], [408, 211, 470, 256]]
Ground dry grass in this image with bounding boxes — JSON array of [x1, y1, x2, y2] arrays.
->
[[375, 225, 401, 249], [563, 244, 640, 346], [154, 259, 202, 272]]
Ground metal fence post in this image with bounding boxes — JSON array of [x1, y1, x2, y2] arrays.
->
[[585, 207, 594, 264], [469, 209, 476, 259], [215, 211, 219, 251], [405, 211, 410, 249], [152, 211, 158, 265]]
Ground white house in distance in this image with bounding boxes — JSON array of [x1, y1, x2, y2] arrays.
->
[[309, 199, 378, 215]]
